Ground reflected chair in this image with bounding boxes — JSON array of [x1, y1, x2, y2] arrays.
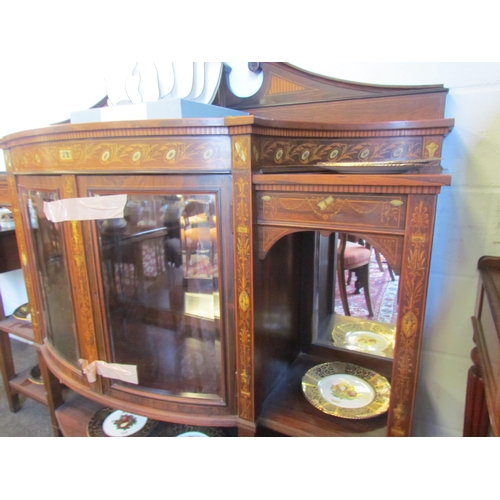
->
[[337, 233, 374, 317], [373, 248, 395, 281], [180, 200, 217, 278]]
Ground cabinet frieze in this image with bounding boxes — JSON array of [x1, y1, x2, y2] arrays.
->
[[9, 136, 232, 173], [253, 136, 443, 167]]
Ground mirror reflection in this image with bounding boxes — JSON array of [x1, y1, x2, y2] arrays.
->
[[97, 193, 222, 398], [315, 232, 400, 359]]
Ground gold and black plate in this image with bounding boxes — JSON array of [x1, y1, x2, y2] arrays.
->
[[28, 365, 43, 385], [302, 362, 391, 419], [12, 303, 31, 322], [315, 158, 441, 174], [87, 407, 159, 437]]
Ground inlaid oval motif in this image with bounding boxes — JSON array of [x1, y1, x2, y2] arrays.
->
[[202, 148, 214, 161], [253, 145, 259, 161], [390, 200, 404, 206], [329, 149, 339, 160], [239, 290, 250, 312], [402, 311, 418, 338], [359, 148, 370, 159], [392, 147, 404, 158], [34, 154, 41, 164], [275, 149, 284, 162], [300, 150, 310, 162], [101, 150, 111, 162], [132, 151, 142, 163], [165, 148, 177, 161]]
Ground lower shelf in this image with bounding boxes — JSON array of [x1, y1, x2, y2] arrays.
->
[[55, 390, 237, 437], [55, 391, 104, 437], [258, 353, 388, 437], [9, 367, 48, 406]]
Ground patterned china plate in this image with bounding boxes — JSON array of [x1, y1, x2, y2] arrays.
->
[[332, 321, 395, 358], [301, 362, 391, 419], [87, 407, 159, 437], [316, 158, 440, 174], [13, 303, 31, 322]]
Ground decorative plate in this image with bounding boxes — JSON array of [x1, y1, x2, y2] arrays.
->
[[315, 158, 440, 174], [301, 362, 391, 419], [87, 408, 159, 437], [28, 364, 43, 385], [12, 303, 31, 322], [176, 431, 209, 437], [332, 321, 395, 358], [163, 423, 228, 437]]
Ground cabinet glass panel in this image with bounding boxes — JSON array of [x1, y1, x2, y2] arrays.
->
[[26, 190, 79, 364], [97, 193, 221, 400]]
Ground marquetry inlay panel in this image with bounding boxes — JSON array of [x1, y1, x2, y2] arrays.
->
[[258, 192, 407, 232], [232, 134, 255, 423], [62, 176, 98, 363], [388, 195, 436, 437], [10, 136, 232, 173], [255, 137, 424, 167]]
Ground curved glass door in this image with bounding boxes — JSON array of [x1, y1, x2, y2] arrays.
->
[[24, 188, 79, 364], [96, 192, 222, 401]]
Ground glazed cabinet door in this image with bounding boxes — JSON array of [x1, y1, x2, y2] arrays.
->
[[16, 176, 81, 366], [77, 174, 235, 410]]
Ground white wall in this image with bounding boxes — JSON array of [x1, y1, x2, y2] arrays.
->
[[1, 62, 499, 436]]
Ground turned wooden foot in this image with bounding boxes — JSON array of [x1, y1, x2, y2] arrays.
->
[[463, 347, 489, 437]]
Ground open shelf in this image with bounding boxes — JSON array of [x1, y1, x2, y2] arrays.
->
[[55, 390, 105, 437], [9, 366, 48, 405], [0, 316, 35, 344], [258, 353, 388, 437]]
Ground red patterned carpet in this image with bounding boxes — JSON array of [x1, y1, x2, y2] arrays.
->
[[335, 252, 399, 324]]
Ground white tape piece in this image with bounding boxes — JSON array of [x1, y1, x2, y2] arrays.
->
[[79, 359, 138, 384], [44, 194, 127, 223]]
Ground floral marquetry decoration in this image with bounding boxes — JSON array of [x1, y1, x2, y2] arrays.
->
[[9, 137, 231, 172], [256, 137, 424, 167]]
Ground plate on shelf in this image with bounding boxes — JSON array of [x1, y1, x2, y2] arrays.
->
[[12, 303, 31, 322], [163, 423, 228, 437], [87, 408, 159, 437], [28, 364, 43, 385], [301, 362, 391, 419], [315, 158, 440, 174], [332, 321, 395, 358]]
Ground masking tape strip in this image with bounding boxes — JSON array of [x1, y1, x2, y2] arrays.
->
[[44, 194, 127, 223], [79, 359, 138, 384]]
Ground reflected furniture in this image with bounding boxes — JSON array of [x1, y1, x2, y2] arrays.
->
[[463, 256, 500, 436], [0, 63, 454, 437], [337, 234, 374, 317]]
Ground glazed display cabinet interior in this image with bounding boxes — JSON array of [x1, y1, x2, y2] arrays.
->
[[1, 114, 452, 437]]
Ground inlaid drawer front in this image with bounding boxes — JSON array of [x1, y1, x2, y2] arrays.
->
[[10, 136, 232, 173], [258, 192, 407, 231], [254, 137, 428, 166]]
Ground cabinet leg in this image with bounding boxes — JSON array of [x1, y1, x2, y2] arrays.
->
[[463, 351, 489, 437], [0, 331, 21, 412], [37, 351, 64, 437]]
